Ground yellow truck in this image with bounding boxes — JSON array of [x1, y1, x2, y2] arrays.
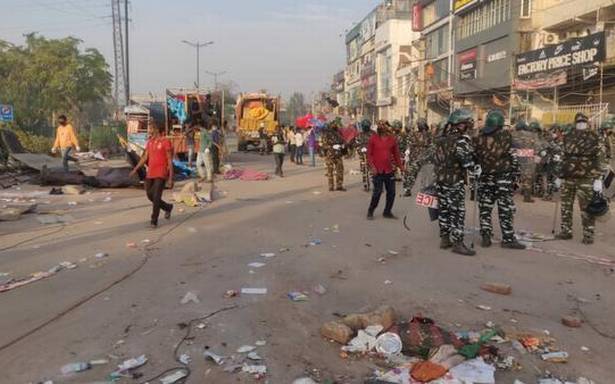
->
[[235, 93, 280, 151]]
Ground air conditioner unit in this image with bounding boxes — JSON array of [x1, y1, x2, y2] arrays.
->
[[544, 33, 559, 45]]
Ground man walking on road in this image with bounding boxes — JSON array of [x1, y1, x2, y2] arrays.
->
[[129, 121, 174, 228], [51, 115, 80, 172], [367, 121, 404, 220], [196, 121, 214, 183], [320, 121, 346, 191], [272, 128, 286, 177]]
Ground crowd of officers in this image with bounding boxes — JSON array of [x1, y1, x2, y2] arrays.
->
[[338, 110, 612, 257]]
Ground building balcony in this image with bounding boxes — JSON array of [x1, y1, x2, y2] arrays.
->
[[540, 2, 615, 32]]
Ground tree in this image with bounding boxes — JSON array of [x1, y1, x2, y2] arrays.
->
[[286, 92, 308, 125], [0, 34, 112, 136]]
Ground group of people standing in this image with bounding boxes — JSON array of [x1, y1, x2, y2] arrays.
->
[[268, 125, 317, 177], [184, 119, 223, 182]]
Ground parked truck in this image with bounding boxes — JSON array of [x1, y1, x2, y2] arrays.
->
[[235, 93, 280, 151]]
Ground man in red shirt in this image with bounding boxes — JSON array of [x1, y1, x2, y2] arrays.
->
[[130, 120, 174, 227], [367, 121, 404, 220]]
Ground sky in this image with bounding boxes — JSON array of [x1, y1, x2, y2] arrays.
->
[[3, 0, 380, 98]]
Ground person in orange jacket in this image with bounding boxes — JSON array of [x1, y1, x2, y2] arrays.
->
[[51, 115, 80, 172]]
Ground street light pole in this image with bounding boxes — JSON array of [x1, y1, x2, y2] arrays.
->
[[181, 40, 214, 89], [204, 70, 227, 90]]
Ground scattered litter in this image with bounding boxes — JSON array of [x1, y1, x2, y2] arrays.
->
[[342, 329, 379, 353], [224, 289, 238, 298], [160, 370, 188, 384], [95, 252, 108, 259], [180, 291, 200, 304], [538, 379, 564, 384], [293, 378, 317, 384], [67, 201, 78, 206], [561, 315, 582, 328], [61, 362, 91, 375], [581, 346, 590, 352], [247, 352, 262, 360], [241, 288, 267, 295], [179, 353, 191, 365], [541, 351, 568, 363], [375, 332, 403, 356], [308, 239, 322, 246], [288, 291, 309, 302], [89, 359, 109, 366], [103, 196, 112, 203], [279, 247, 290, 252], [242, 364, 267, 375], [312, 191, 322, 195], [187, 227, 197, 233], [141, 239, 151, 244], [260, 252, 275, 258], [247, 262, 266, 268], [204, 351, 225, 365], [255, 340, 267, 346], [237, 345, 256, 353], [480, 282, 512, 295], [196, 323, 207, 329], [126, 242, 137, 248], [384, 280, 392, 285], [59, 261, 77, 270], [449, 357, 495, 384], [388, 250, 399, 255], [476, 305, 492, 311], [116, 355, 147, 372], [312, 284, 327, 295]]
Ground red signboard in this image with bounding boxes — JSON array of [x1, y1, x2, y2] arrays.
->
[[412, 4, 422, 32], [416, 192, 439, 209]]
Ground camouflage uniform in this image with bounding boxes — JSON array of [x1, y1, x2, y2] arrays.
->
[[511, 129, 541, 201], [474, 129, 520, 244], [432, 130, 474, 245], [320, 127, 345, 190], [355, 131, 373, 191], [559, 129, 606, 241], [403, 130, 432, 194], [536, 135, 563, 200]]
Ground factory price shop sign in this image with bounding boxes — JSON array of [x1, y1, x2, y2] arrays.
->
[[516, 32, 605, 78]]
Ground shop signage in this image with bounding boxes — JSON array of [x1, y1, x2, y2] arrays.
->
[[412, 3, 422, 32], [516, 32, 605, 78], [487, 50, 507, 63], [458, 49, 477, 81], [513, 71, 567, 90], [454, 0, 478, 13]]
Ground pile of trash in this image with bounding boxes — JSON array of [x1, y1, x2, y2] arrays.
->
[[320, 306, 593, 384], [223, 168, 269, 181], [172, 181, 213, 207]]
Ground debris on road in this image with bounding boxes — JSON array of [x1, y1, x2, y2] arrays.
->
[[160, 370, 188, 384], [247, 351, 262, 360], [541, 351, 569, 363], [476, 305, 492, 311], [204, 351, 225, 365], [288, 291, 309, 302], [480, 282, 512, 295], [224, 289, 238, 298], [180, 291, 200, 304], [260, 252, 276, 258], [449, 357, 496, 384], [95, 252, 108, 259], [179, 353, 191, 364], [60, 362, 91, 375], [116, 354, 147, 372], [312, 284, 327, 295], [247, 262, 266, 268], [375, 332, 402, 356], [241, 288, 267, 295], [237, 345, 256, 353], [242, 364, 267, 375], [293, 378, 317, 384], [561, 315, 582, 328]]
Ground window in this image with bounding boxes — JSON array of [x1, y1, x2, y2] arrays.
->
[[425, 25, 450, 59], [378, 48, 392, 99], [456, 0, 512, 40], [520, 0, 532, 18]]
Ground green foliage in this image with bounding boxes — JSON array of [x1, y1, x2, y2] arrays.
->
[[0, 33, 112, 135], [14, 129, 54, 154], [286, 92, 308, 125], [88, 123, 126, 152]]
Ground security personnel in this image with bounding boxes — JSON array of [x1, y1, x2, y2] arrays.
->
[[511, 120, 540, 202], [536, 124, 563, 200], [356, 119, 373, 192], [474, 110, 526, 249], [320, 121, 346, 192], [433, 109, 478, 256], [555, 112, 607, 244], [403, 118, 432, 196]]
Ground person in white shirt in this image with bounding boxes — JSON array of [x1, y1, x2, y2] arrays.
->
[[295, 129, 305, 165], [288, 127, 297, 163]]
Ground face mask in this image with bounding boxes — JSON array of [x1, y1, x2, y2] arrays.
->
[[576, 122, 588, 130]]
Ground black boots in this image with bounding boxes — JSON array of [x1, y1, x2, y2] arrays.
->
[[481, 234, 492, 248], [452, 242, 476, 256], [440, 237, 453, 249], [501, 240, 526, 249]]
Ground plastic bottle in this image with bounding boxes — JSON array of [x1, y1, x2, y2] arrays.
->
[[61, 362, 91, 375]]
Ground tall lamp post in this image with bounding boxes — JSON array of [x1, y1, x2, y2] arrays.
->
[[181, 40, 214, 89], [204, 70, 227, 90]]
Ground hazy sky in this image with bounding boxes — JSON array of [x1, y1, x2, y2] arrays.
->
[[4, 0, 380, 98]]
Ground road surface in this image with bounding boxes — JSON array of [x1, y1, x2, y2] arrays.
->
[[0, 151, 614, 383]]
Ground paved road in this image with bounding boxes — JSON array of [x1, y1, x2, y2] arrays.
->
[[0, 152, 614, 383]]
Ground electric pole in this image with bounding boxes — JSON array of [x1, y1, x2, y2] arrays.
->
[[111, 0, 126, 109], [204, 70, 227, 90], [125, 0, 130, 104], [181, 40, 214, 89]]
